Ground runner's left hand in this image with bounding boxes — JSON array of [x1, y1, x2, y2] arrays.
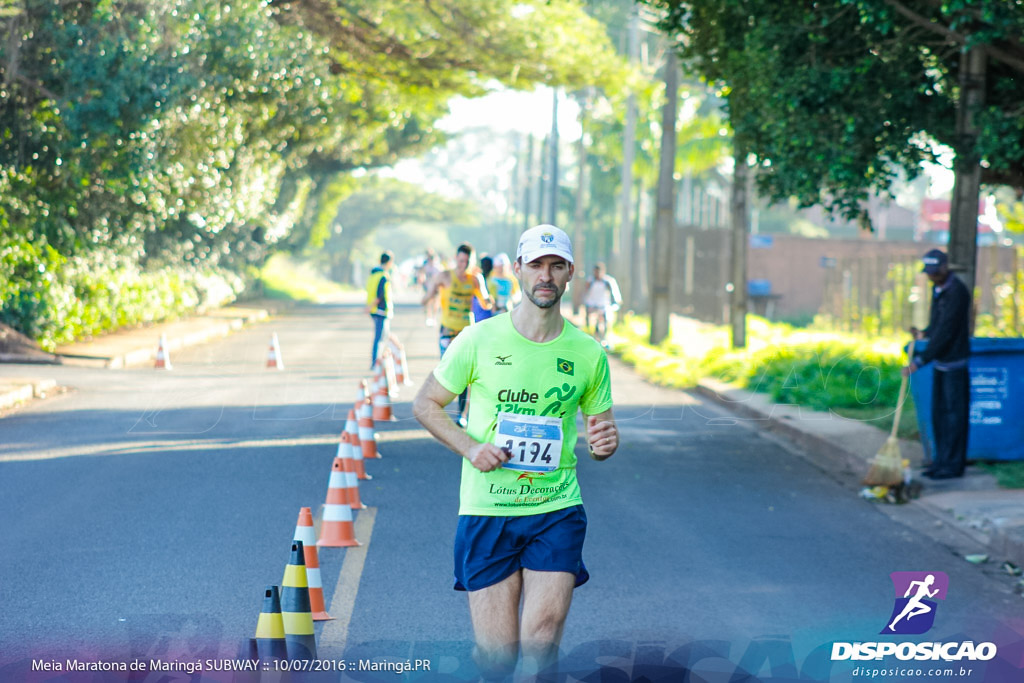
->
[[587, 416, 618, 460]]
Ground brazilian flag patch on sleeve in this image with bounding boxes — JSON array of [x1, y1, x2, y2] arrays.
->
[[557, 358, 574, 376]]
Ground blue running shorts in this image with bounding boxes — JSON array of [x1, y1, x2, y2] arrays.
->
[[453, 505, 590, 591]]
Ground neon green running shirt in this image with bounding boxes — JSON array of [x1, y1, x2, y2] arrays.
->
[[432, 313, 613, 516]]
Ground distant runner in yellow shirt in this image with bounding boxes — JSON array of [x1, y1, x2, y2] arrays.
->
[[422, 243, 492, 426]]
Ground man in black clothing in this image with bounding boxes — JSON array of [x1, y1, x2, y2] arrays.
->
[[905, 249, 971, 479]]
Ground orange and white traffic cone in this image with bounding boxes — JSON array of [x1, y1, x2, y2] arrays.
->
[[372, 384, 395, 422], [267, 333, 284, 370], [154, 334, 172, 370], [390, 339, 413, 386], [383, 348, 399, 398], [344, 411, 371, 479], [317, 458, 359, 547], [293, 507, 332, 621], [281, 541, 317, 660], [371, 356, 385, 387], [356, 379, 370, 407], [340, 443, 366, 510], [358, 405, 381, 460]]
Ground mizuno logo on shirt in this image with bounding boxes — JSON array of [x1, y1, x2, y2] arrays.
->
[[495, 354, 513, 366]]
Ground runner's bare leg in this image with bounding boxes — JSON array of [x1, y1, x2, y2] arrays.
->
[[468, 571, 522, 680], [519, 569, 575, 678]]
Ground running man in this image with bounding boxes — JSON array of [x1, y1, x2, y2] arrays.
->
[[413, 225, 619, 680], [471, 255, 497, 323], [421, 243, 492, 427], [365, 251, 394, 369], [888, 574, 939, 631], [583, 262, 621, 344], [416, 249, 442, 326], [488, 252, 521, 314]]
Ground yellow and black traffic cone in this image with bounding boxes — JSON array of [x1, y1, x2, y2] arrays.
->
[[281, 541, 317, 660], [254, 585, 287, 663]]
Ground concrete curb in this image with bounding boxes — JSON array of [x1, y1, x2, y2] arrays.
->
[[1, 301, 277, 413], [693, 379, 868, 482], [693, 377, 1024, 571], [0, 353, 60, 365], [55, 306, 272, 369], [0, 379, 58, 411], [105, 310, 267, 369]]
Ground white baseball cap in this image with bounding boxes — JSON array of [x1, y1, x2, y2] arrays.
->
[[493, 252, 511, 267], [516, 224, 574, 264]]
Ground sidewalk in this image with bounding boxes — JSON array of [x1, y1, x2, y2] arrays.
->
[[694, 376, 1024, 569], [0, 300, 284, 412]]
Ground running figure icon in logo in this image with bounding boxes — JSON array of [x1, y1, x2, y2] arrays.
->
[[882, 571, 949, 635]]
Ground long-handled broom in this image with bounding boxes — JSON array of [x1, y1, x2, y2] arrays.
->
[[863, 341, 915, 487]]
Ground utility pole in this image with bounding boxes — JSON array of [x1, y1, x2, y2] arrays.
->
[[617, 7, 640, 307], [522, 133, 534, 231], [729, 141, 749, 348], [507, 132, 521, 252], [548, 89, 560, 225], [632, 179, 649, 311], [537, 136, 548, 227], [949, 43, 986, 312], [572, 92, 590, 315], [650, 51, 679, 345]]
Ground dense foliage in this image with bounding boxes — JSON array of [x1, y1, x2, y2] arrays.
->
[[614, 313, 905, 411], [643, 0, 1024, 225], [0, 0, 626, 346]]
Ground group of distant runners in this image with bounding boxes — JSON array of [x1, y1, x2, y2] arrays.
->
[[364, 225, 621, 680]]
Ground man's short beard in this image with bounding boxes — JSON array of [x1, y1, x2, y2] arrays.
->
[[525, 287, 561, 309]]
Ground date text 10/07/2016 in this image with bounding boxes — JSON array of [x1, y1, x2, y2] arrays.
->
[[269, 659, 432, 673]]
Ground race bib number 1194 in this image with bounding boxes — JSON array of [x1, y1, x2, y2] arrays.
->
[[495, 412, 563, 472]]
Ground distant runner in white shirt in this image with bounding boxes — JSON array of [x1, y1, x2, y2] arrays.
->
[[583, 262, 621, 344]]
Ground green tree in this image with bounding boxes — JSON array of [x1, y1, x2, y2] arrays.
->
[[644, 0, 1024, 211], [317, 176, 477, 283]]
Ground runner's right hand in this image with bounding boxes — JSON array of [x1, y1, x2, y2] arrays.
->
[[467, 442, 511, 472]]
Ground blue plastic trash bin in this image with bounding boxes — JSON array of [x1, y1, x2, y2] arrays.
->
[[909, 337, 1024, 462]]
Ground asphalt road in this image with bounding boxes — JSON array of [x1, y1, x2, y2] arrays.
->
[[0, 303, 1020, 682]]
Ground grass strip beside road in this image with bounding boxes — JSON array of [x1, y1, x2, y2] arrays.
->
[[260, 254, 356, 303], [609, 314, 1024, 487], [979, 462, 1024, 489], [609, 314, 917, 435]]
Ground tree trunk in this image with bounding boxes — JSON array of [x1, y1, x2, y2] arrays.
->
[[548, 90, 560, 225], [631, 178, 648, 312], [730, 141, 749, 348], [949, 43, 986, 322], [522, 134, 535, 231], [617, 7, 640, 308], [650, 51, 679, 346], [571, 95, 589, 315]]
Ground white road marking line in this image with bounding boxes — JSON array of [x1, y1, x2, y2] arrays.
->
[[319, 507, 377, 656]]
